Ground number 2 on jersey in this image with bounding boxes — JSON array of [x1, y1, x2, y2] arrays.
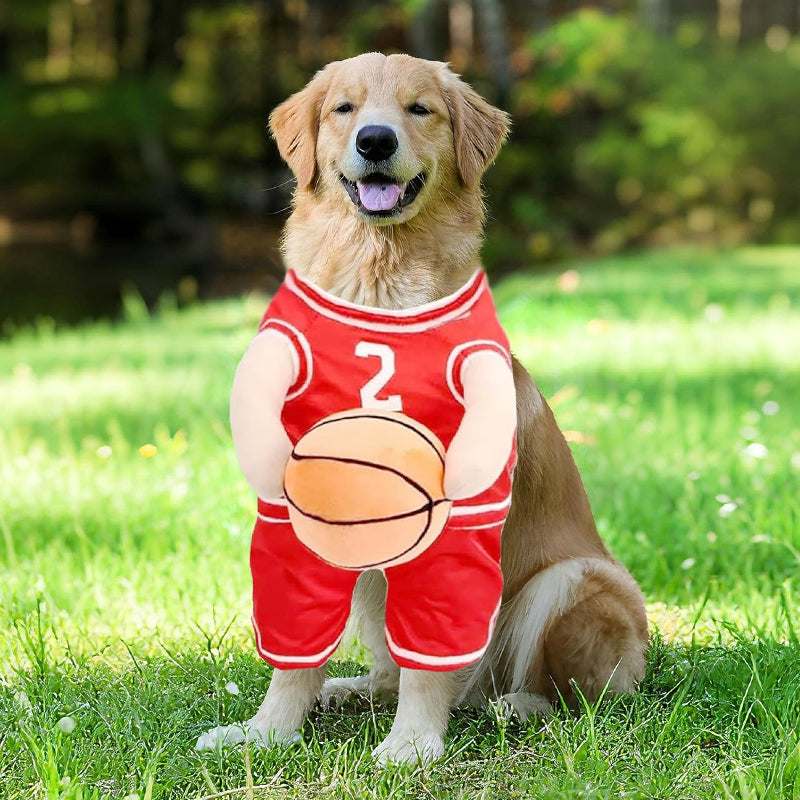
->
[[354, 342, 403, 411]]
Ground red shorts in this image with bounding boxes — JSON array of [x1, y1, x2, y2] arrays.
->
[[250, 498, 507, 671]]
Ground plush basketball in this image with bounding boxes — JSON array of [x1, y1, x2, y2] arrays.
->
[[283, 409, 452, 570]]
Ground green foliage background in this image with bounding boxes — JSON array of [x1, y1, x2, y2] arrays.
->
[[486, 11, 800, 268], [2, 4, 800, 325]]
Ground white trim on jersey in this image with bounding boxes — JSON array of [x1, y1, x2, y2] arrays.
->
[[450, 495, 512, 516], [290, 268, 483, 318], [258, 318, 314, 401], [284, 270, 486, 333], [256, 512, 290, 524], [252, 614, 343, 665], [446, 339, 513, 405], [384, 598, 502, 667], [257, 497, 288, 506], [449, 520, 508, 531]]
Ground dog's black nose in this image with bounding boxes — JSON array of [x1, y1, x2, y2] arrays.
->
[[356, 125, 398, 162]]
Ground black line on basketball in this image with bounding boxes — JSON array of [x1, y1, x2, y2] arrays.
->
[[284, 475, 449, 525], [305, 413, 445, 466], [296, 498, 449, 571], [287, 452, 438, 511], [285, 490, 428, 526], [349, 500, 433, 569]]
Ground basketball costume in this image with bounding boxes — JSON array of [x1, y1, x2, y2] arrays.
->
[[250, 269, 516, 671]]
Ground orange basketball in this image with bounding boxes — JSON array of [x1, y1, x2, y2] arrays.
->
[[283, 409, 452, 570]]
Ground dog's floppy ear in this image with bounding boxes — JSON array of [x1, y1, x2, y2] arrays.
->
[[442, 71, 510, 188], [269, 67, 331, 190]]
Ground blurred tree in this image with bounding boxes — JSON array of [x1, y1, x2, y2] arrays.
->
[[717, 0, 742, 42], [447, 0, 474, 72], [475, 0, 512, 100], [741, 0, 765, 40], [0, 0, 9, 74], [409, 0, 447, 60], [638, 0, 669, 34], [144, 0, 187, 73], [532, 0, 551, 32], [116, 0, 148, 74]]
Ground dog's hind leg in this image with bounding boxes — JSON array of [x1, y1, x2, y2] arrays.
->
[[460, 557, 647, 719], [320, 570, 400, 708], [539, 560, 649, 706]]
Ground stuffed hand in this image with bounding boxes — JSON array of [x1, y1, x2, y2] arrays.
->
[[443, 350, 517, 500], [230, 331, 296, 499]]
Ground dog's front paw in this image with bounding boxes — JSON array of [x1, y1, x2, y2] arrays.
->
[[195, 724, 248, 751], [372, 727, 444, 767], [195, 722, 301, 751], [497, 692, 552, 722]]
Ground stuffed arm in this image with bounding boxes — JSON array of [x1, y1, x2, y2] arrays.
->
[[444, 351, 517, 500], [229, 331, 296, 499]]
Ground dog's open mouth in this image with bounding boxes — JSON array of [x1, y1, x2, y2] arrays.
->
[[341, 173, 426, 217]]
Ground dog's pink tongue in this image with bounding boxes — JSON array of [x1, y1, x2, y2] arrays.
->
[[357, 181, 403, 212]]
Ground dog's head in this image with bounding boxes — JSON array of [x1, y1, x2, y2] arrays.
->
[[269, 53, 509, 226]]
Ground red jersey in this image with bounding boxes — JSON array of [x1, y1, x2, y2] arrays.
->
[[249, 269, 515, 671]]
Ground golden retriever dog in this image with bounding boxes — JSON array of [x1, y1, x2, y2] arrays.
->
[[196, 52, 649, 765]]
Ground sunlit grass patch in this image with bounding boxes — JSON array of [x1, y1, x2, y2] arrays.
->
[[1, 247, 799, 798]]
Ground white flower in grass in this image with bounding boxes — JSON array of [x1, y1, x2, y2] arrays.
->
[[741, 442, 768, 460], [96, 445, 112, 459], [792, 453, 800, 470], [687, 471, 700, 481], [715, 494, 731, 504], [741, 426, 759, 441], [170, 483, 189, 502], [680, 558, 696, 570], [743, 410, 760, 425], [762, 401, 779, 416], [57, 716, 76, 734], [719, 502, 738, 517], [751, 534, 772, 544], [225, 681, 240, 696]]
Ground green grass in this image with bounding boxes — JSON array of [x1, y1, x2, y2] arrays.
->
[[1, 247, 799, 799]]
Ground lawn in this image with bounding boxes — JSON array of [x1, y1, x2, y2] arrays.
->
[[1, 247, 799, 799]]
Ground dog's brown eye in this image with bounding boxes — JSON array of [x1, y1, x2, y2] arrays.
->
[[407, 103, 432, 116], [334, 102, 354, 114]]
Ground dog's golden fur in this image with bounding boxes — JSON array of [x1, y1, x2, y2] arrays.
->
[[198, 52, 649, 765]]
